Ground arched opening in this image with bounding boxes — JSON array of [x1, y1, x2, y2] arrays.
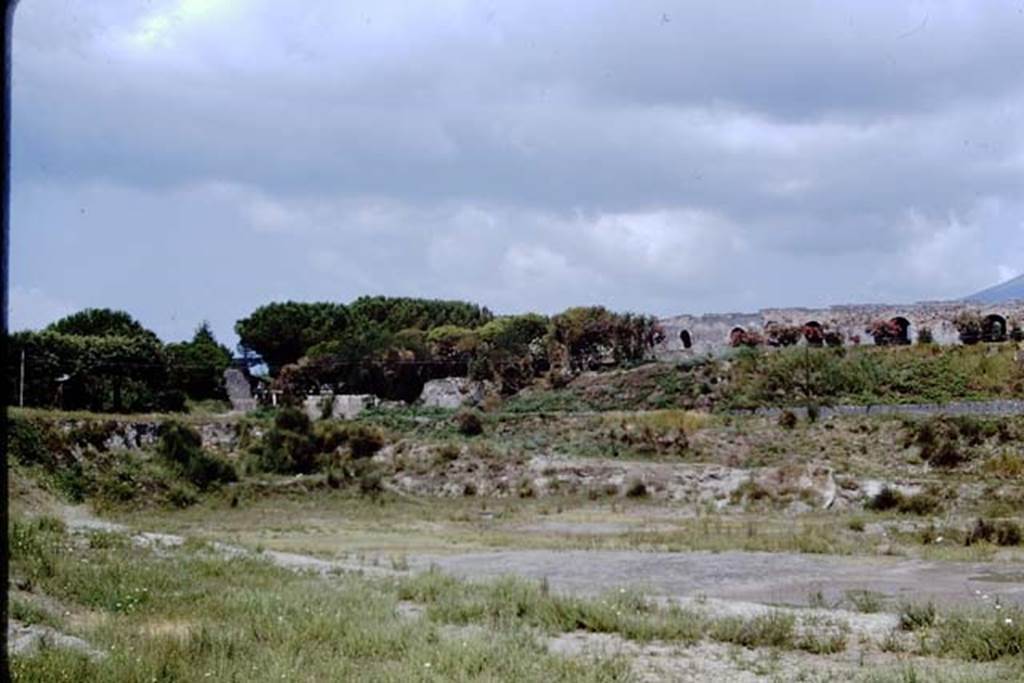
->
[[891, 317, 911, 345], [729, 327, 763, 348], [803, 321, 824, 347], [679, 330, 692, 349], [982, 314, 1008, 343], [869, 317, 911, 346]]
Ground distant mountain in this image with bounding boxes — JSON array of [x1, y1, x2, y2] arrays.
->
[[966, 274, 1024, 303]]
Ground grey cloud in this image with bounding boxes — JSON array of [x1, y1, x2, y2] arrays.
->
[[9, 0, 1024, 343]]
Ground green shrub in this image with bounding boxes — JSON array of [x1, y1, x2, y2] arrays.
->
[[348, 424, 386, 459], [897, 491, 943, 516], [965, 518, 1022, 547], [898, 602, 936, 631], [166, 483, 199, 508], [313, 421, 385, 460], [625, 478, 648, 498], [866, 486, 903, 512], [8, 418, 54, 466], [356, 463, 384, 497], [905, 416, 982, 467], [248, 407, 319, 473], [157, 422, 236, 490], [455, 409, 484, 436]]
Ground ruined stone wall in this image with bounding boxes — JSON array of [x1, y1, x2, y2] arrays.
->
[[654, 300, 1024, 361]]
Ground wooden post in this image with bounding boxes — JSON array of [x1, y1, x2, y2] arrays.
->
[[19, 348, 25, 407]]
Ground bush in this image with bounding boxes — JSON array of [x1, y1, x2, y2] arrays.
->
[[356, 462, 384, 497], [625, 478, 648, 498], [778, 410, 798, 430], [866, 485, 903, 512], [965, 518, 1022, 547], [247, 407, 319, 474], [157, 422, 236, 490], [906, 416, 983, 468], [348, 425, 385, 459], [897, 491, 942, 516], [314, 421, 385, 460], [8, 419, 55, 467], [455, 410, 484, 436]]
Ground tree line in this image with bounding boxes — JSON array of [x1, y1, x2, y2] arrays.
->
[[7, 296, 664, 412], [7, 309, 231, 413]]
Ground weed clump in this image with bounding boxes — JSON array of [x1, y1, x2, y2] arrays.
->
[[903, 415, 1014, 468], [625, 478, 648, 499], [865, 485, 943, 515], [966, 518, 1022, 547], [778, 410, 798, 430], [866, 485, 902, 512], [455, 410, 484, 436], [898, 602, 937, 631]]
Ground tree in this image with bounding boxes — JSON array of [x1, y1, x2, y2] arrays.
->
[[47, 308, 160, 343], [6, 330, 172, 412], [235, 302, 351, 375], [348, 296, 494, 334], [548, 307, 661, 372], [165, 323, 233, 400]]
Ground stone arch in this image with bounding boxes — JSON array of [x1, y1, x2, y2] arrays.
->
[[679, 329, 693, 349], [891, 317, 912, 345], [803, 321, 824, 347], [982, 314, 1008, 342]]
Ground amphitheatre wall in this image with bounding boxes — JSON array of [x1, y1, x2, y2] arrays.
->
[[654, 300, 1024, 361]]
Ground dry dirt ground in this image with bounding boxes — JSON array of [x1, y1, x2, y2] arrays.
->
[[408, 549, 1024, 610]]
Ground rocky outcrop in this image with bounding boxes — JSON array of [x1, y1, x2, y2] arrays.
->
[[7, 621, 106, 661], [419, 377, 489, 409], [55, 419, 239, 453]]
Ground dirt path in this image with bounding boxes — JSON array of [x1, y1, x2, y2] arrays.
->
[[59, 504, 1024, 609], [409, 549, 1024, 609]]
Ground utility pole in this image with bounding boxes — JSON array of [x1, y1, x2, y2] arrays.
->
[[19, 348, 25, 407]]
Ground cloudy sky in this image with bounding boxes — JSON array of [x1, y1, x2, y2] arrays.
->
[[10, 0, 1024, 346]]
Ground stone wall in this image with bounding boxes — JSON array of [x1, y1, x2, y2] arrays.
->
[[654, 300, 1024, 360], [302, 393, 379, 421], [224, 368, 257, 412]]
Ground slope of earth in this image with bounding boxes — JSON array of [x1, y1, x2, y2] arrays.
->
[[968, 274, 1024, 303]]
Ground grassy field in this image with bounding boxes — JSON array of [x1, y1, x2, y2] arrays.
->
[[8, 512, 1024, 682]]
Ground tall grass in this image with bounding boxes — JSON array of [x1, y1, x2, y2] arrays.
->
[[8, 517, 630, 682]]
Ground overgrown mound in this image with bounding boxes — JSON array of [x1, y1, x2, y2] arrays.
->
[[8, 416, 237, 509], [244, 407, 388, 492], [902, 415, 1020, 468]]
